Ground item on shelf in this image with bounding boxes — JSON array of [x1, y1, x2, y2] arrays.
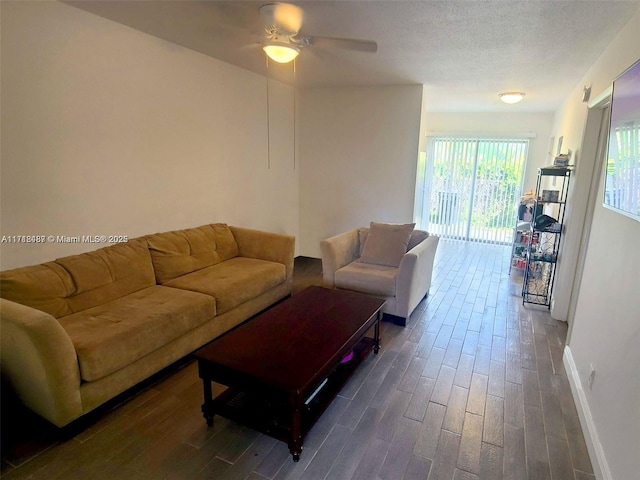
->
[[534, 214, 557, 230], [553, 154, 570, 166], [541, 190, 559, 202]]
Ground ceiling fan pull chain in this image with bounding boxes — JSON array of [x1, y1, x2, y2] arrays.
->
[[265, 56, 271, 170], [293, 58, 296, 171]]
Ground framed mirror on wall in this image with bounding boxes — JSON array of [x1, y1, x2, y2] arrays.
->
[[603, 58, 640, 222]]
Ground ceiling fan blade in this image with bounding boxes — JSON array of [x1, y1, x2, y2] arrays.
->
[[306, 36, 378, 53]]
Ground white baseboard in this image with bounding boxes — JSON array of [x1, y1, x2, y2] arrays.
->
[[563, 346, 611, 480]]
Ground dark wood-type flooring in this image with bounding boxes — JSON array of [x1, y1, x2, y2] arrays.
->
[[0, 240, 594, 479]]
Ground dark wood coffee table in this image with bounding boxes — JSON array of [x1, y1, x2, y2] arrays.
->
[[194, 286, 385, 462]]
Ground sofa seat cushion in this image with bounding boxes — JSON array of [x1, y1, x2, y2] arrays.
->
[[335, 262, 398, 297], [162, 257, 286, 315], [58, 286, 216, 382]]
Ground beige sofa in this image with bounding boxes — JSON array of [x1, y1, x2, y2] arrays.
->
[[321, 225, 438, 326], [0, 223, 294, 427]]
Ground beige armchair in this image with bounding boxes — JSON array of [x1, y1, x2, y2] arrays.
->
[[321, 224, 439, 326]]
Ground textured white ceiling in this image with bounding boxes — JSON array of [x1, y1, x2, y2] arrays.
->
[[65, 0, 640, 112]]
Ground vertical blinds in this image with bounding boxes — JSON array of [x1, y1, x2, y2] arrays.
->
[[414, 137, 529, 244]]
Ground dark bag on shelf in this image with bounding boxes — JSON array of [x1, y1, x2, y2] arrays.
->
[[534, 214, 557, 230]]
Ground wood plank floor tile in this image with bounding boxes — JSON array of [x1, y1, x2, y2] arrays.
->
[[503, 424, 527, 480], [402, 454, 432, 480], [254, 442, 292, 479], [398, 356, 428, 393], [443, 339, 464, 368], [328, 407, 383, 479], [375, 390, 412, 442], [546, 434, 573, 480], [478, 320, 494, 347], [479, 442, 503, 480], [506, 327, 521, 354], [493, 316, 507, 338], [218, 434, 278, 480], [454, 354, 475, 389], [522, 368, 542, 407], [574, 470, 597, 480], [468, 312, 483, 332], [504, 382, 524, 428], [558, 385, 593, 475], [540, 388, 566, 440], [505, 351, 523, 385], [483, 395, 504, 447], [414, 402, 447, 459], [350, 437, 389, 480], [473, 345, 492, 376], [296, 424, 351, 480], [422, 347, 446, 379], [337, 379, 381, 429], [431, 365, 457, 406], [524, 405, 551, 480], [457, 412, 484, 474], [442, 385, 470, 435], [416, 331, 438, 359], [488, 360, 506, 398], [246, 472, 271, 480], [454, 468, 480, 480], [192, 457, 233, 480], [467, 373, 488, 416], [452, 320, 470, 342], [405, 376, 436, 421], [429, 429, 462, 480], [491, 336, 507, 363], [462, 331, 480, 356], [377, 416, 421, 480]]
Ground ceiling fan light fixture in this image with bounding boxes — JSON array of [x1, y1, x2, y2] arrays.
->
[[263, 42, 300, 63], [499, 92, 526, 104]]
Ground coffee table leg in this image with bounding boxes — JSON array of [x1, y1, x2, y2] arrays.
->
[[289, 402, 303, 462], [374, 310, 381, 355], [201, 379, 214, 426]]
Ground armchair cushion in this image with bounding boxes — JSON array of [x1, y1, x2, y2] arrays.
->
[[334, 262, 397, 296], [358, 222, 415, 267]]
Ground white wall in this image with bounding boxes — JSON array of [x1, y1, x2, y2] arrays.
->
[[0, 1, 298, 270], [419, 111, 555, 191], [553, 8, 640, 480], [297, 85, 423, 257]]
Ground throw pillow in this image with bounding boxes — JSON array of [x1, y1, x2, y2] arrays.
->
[[358, 222, 415, 267], [407, 230, 429, 251]]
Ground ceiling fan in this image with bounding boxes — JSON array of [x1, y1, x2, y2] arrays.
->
[[260, 2, 378, 63]]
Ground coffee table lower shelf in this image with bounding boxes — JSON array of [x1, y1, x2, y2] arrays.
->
[[200, 336, 376, 461]]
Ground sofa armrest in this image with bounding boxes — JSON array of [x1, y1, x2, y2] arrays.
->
[[395, 235, 440, 318], [230, 226, 295, 284], [0, 298, 82, 427], [320, 229, 361, 288]]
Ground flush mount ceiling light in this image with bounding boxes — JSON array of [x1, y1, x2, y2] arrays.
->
[[499, 92, 526, 104]]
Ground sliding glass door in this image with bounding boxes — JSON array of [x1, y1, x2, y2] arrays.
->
[[414, 137, 528, 244]]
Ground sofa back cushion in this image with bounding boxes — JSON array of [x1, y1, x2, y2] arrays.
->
[[146, 223, 239, 284], [56, 238, 156, 314], [0, 262, 75, 318]]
